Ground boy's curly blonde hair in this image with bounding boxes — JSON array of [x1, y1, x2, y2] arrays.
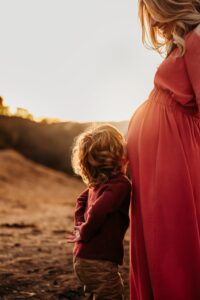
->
[[71, 124, 126, 188]]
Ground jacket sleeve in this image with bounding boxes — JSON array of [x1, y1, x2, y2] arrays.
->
[[74, 188, 89, 226], [184, 27, 200, 113], [79, 180, 131, 242]]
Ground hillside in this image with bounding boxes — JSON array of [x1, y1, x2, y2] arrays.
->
[[0, 115, 128, 175]]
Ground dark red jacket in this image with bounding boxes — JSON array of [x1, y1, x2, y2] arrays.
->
[[73, 173, 131, 265]]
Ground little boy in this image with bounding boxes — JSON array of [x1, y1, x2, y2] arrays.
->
[[67, 124, 131, 300]]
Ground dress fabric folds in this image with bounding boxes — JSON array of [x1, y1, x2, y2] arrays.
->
[[127, 29, 200, 300]]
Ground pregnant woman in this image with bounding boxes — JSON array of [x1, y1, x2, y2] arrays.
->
[[127, 1, 200, 299]]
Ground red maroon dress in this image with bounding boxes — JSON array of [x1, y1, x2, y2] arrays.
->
[[127, 29, 200, 300]]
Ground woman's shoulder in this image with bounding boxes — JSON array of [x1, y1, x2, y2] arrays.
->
[[185, 24, 200, 44], [184, 24, 200, 56], [194, 24, 200, 36]]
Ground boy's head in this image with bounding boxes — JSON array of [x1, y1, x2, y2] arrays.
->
[[71, 124, 127, 188]]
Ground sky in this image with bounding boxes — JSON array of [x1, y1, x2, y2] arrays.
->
[[0, 0, 162, 122]]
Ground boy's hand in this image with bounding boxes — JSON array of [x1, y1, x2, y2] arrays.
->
[[66, 226, 81, 243]]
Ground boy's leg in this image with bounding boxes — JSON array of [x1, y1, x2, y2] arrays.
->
[[73, 256, 94, 299], [73, 256, 124, 300], [94, 264, 124, 300]]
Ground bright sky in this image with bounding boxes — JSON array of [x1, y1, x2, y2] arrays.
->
[[0, 0, 162, 122]]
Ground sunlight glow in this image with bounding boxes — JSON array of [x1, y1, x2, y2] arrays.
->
[[0, 0, 162, 122]]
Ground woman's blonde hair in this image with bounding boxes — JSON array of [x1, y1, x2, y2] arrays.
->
[[71, 124, 126, 188], [139, 0, 200, 56]]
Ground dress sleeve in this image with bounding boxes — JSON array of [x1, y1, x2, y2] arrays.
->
[[79, 180, 131, 242], [184, 27, 200, 112], [74, 188, 89, 226]]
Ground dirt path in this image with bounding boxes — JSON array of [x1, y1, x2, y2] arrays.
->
[[0, 150, 130, 300]]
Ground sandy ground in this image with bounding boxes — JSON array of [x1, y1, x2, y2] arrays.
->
[[0, 150, 130, 300]]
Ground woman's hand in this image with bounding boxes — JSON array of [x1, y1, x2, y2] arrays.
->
[[66, 226, 81, 243]]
